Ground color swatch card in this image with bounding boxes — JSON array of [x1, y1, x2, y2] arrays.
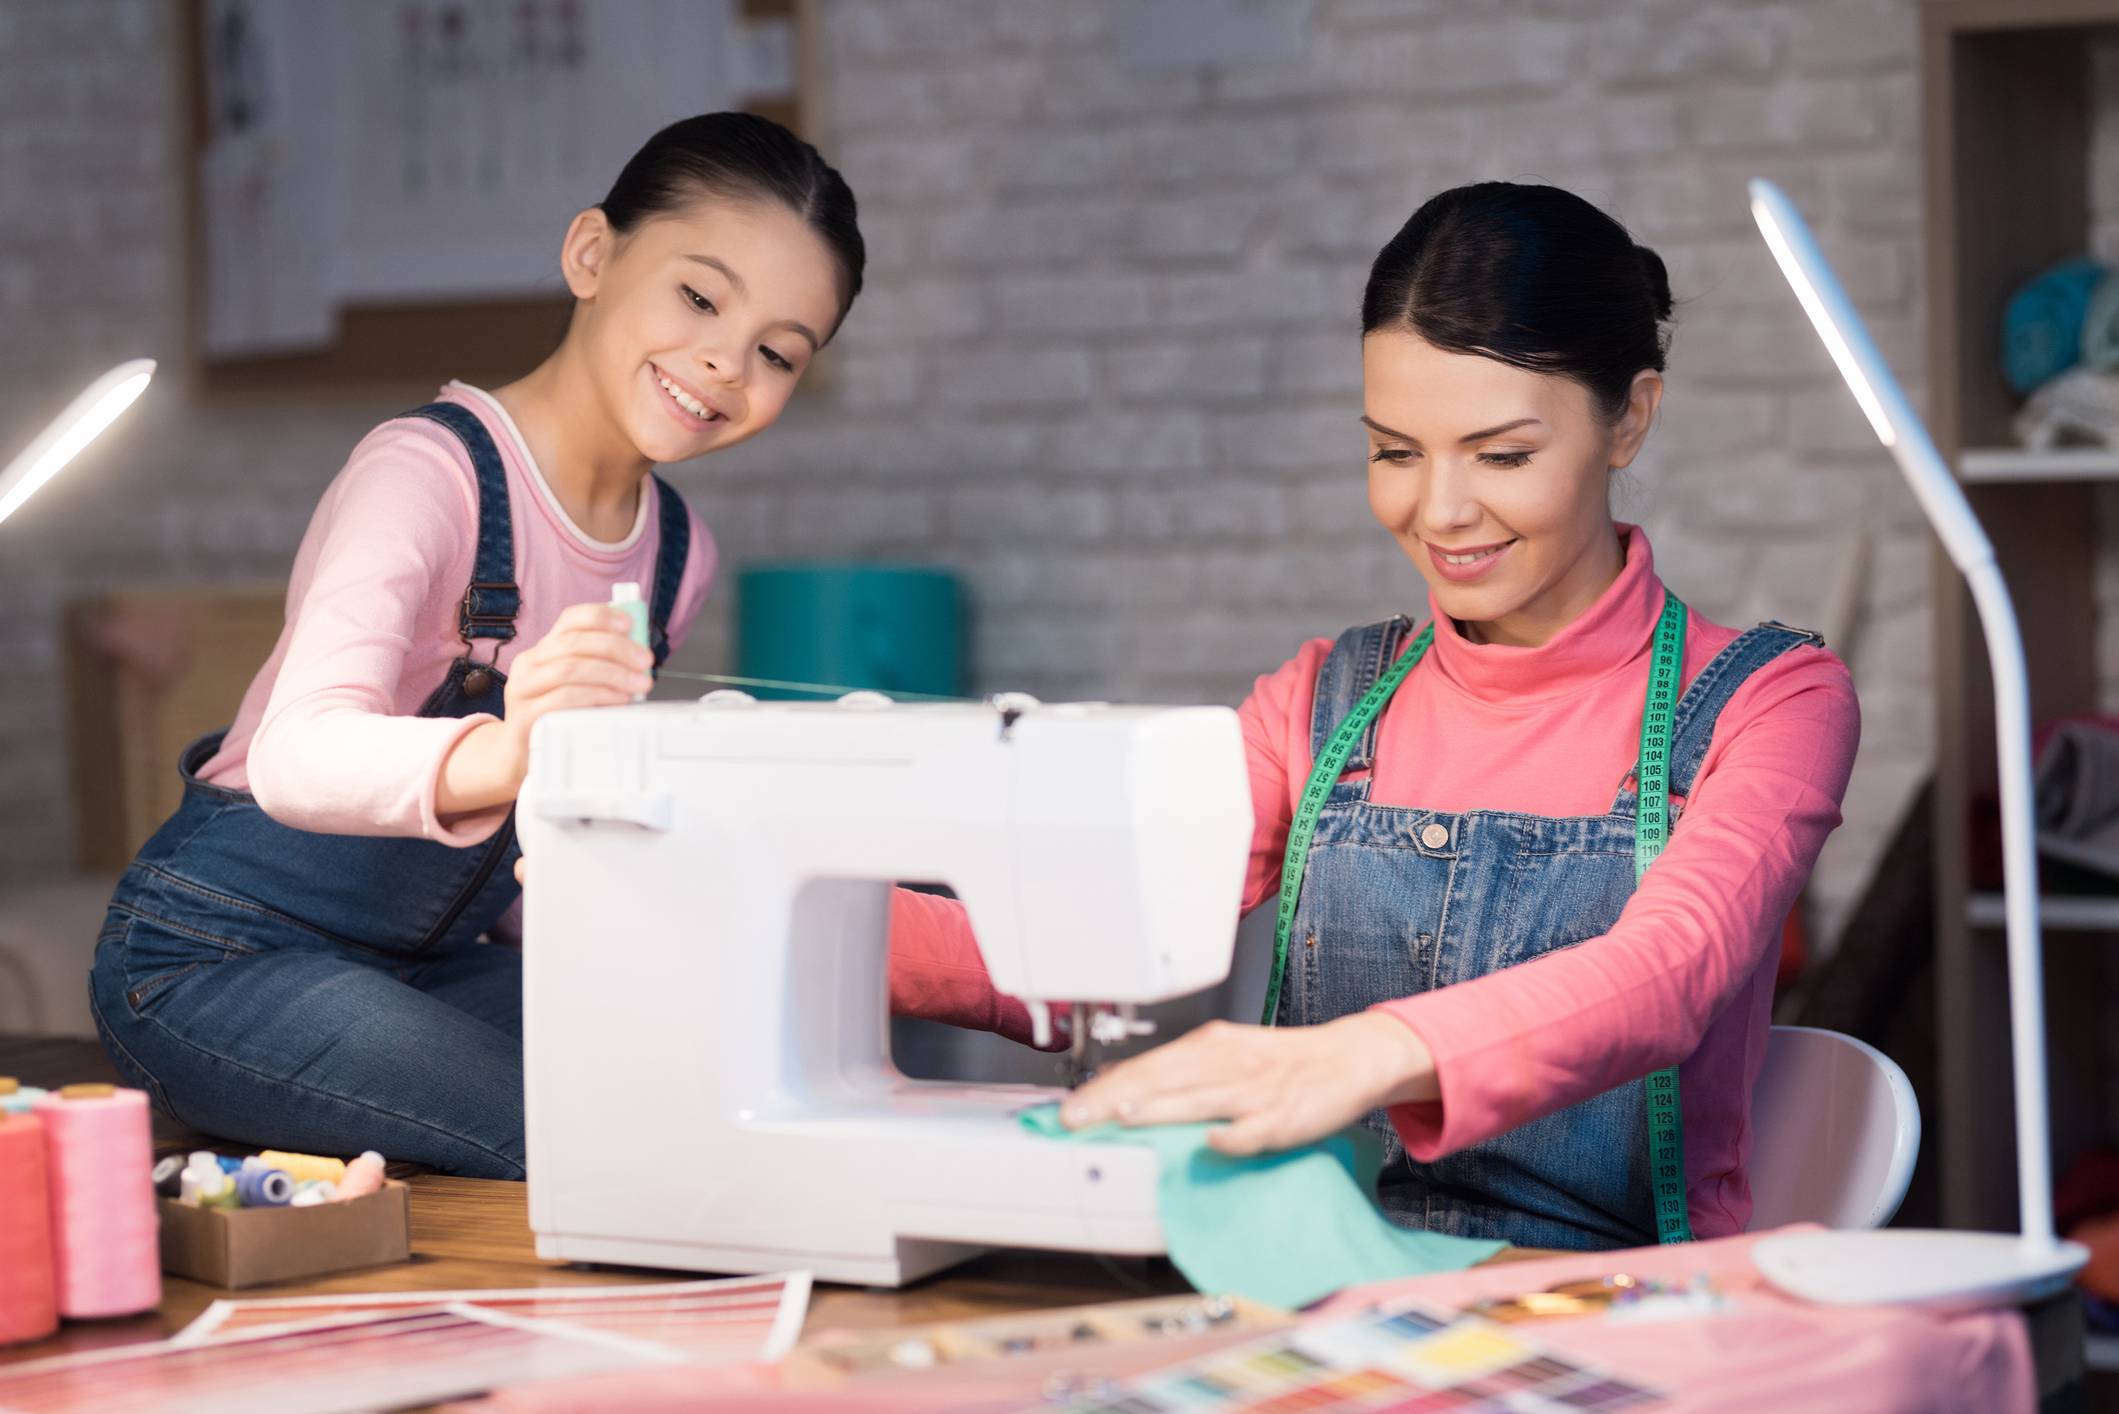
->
[[1049, 1301, 1665, 1412], [0, 1305, 676, 1414], [174, 1272, 810, 1363]]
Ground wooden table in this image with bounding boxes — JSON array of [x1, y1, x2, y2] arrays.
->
[[1, 1171, 1216, 1366], [12, 1037, 2069, 1413]]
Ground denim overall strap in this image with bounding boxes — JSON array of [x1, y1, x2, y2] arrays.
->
[[1307, 616, 1416, 773], [400, 402, 520, 649], [645, 473, 690, 671], [1613, 620, 1825, 813]]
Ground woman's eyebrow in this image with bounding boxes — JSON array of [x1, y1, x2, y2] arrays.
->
[[1458, 417, 1543, 442], [1360, 414, 1415, 441]]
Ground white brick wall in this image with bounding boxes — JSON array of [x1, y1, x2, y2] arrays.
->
[[7, 0, 2112, 957]]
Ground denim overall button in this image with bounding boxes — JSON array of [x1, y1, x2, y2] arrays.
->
[[1420, 823, 1450, 849]]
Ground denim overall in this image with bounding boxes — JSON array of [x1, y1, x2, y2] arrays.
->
[[88, 402, 691, 1178], [1276, 614, 1818, 1250]]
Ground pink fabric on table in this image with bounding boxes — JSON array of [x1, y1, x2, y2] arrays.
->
[[1319, 1226, 2033, 1414], [455, 1229, 2030, 1413], [889, 526, 1861, 1236]]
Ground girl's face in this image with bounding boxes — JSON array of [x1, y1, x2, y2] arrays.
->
[[1360, 331, 1661, 647], [562, 196, 845, 465]]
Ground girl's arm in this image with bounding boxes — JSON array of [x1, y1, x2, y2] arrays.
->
[[1376, 647, 1858, 1160], [246, 436, 511, 845]]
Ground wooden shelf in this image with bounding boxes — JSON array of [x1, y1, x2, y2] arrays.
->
[[1959, 448, 2119, 483], [1923, 0, 2119, 1234], [1967, 893, 2119, 930]]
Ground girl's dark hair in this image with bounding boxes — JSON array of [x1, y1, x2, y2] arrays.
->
[[600, 112, 866, 329], [1361, 182, 1673, 418]]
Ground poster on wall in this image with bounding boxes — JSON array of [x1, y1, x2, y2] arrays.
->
[[198, 0, 796, 358]]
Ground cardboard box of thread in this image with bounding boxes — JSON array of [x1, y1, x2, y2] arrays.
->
[[157, 1143, 409, 1289], [0, 1080, 407, 1348]]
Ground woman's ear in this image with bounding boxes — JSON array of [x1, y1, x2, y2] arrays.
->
[[559, 207, 617, 301], [1608, 369, 1664, 472]]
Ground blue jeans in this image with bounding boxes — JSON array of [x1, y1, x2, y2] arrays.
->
[[89, 745, 530, 1178]]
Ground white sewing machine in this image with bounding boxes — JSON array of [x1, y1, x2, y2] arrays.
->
[[517, 691, 1251, 1285]]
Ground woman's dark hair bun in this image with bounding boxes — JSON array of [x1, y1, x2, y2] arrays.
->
[[1635, 244, 1675, 322], [1362, 181, 1675, 418], [599, 111, 865, 331]]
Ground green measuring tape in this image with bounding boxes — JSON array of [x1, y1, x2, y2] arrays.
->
[[1261, 592, 1694, 1245]]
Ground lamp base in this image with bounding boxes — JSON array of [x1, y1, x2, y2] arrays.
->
[[1752, 1229, 2087, 1312]]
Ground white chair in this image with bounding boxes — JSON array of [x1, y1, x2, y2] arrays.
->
[[1746, 1024, 1920, 1231]]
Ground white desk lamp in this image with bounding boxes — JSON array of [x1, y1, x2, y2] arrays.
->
[[1745, 181, 2088, 1310], [0, 359, 155, 531]]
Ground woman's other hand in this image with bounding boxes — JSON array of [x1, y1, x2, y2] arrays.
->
[[1059, 1013, 1438, 1157]]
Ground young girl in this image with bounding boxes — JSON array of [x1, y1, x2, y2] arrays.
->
[[916, 182, 1859, 1251], [90, 113, 1033, 1179]]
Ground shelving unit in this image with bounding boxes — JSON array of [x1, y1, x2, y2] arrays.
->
[[1959, 448, 2119, 483], [1968, 894, 2119, 932], [1923, 0, 2119, 1235]]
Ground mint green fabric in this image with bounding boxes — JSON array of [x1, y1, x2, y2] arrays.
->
[[1018, 1104, 1504, 1308]]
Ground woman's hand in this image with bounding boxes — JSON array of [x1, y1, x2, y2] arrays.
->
[[1059, 1013, 1439, 1157], [437, 603, 652, 818]]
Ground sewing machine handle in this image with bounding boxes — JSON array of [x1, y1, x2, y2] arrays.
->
[[527, 792, 674, 831]]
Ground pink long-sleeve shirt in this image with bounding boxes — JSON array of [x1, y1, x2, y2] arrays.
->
[[198, 381, 1040, 1043], [897, 526, 1858, 1238], [202, 381, 715, 843]]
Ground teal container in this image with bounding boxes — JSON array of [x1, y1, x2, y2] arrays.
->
[[736, 563, 965, 700]]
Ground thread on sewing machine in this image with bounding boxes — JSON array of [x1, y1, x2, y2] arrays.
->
[[653, 669, 975, 705], [234, 1166, 294, 1208], [33, 1085, 160, 1319], [256, 1149, 347, 1186], [0, 1112, 57, 1345]]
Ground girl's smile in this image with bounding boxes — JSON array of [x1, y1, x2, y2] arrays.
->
[[648, 361, 728, 431]]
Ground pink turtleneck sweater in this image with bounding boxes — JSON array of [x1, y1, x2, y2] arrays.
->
[[897, 526, 1859, 1238]]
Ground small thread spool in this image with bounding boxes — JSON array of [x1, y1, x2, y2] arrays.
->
[[333, 1151, 386, 1202], [34, 1085, 160, 1319], [289, 1179, 337, 1208], [0, 1112, 57, 1345], [151, 1153, 185, 1199], [0, 1078, 48, 1116], [256, 1150, 346, 1186], [234, 1167, 293, 1208]]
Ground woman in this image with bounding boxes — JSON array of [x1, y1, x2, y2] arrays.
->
[[925, 181, 1859, 1250]]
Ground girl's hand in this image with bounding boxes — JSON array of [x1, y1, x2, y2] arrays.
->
[[1059, 1013, 1438, 1157], [436, 603, 651, 818], [497, 603, 653, 766]]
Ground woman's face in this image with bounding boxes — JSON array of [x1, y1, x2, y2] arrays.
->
[[1361, 330, 1660, 646], [563, 196, 845, 466]]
